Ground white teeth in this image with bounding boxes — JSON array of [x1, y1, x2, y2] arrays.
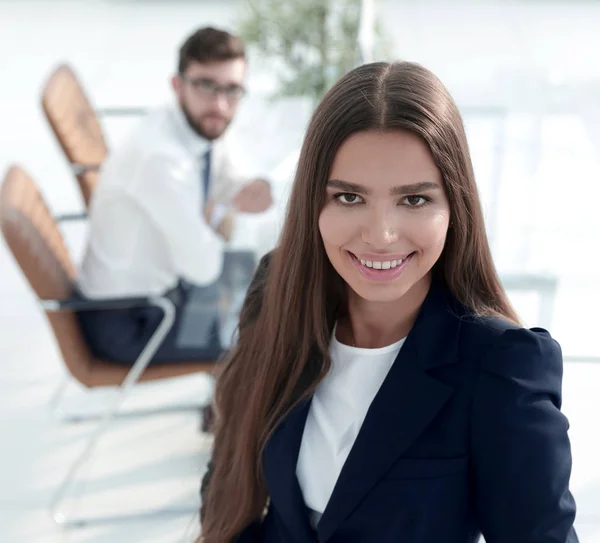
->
[[358, 258, 404, 269]]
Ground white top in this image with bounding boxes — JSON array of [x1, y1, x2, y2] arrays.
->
[[77, 105, 250, 298], [296, 325, 406, 528]]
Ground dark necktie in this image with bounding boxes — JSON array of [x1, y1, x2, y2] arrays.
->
[[202, 146, 212, 204]]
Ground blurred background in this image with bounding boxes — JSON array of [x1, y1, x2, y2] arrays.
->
[[0, 0, 599, 541]]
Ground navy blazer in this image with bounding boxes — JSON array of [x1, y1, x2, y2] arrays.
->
[[206, 268, 578, 543]]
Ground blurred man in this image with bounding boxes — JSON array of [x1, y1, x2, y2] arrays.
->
[[75, 27, 272, 369]]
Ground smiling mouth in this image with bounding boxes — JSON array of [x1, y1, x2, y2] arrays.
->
[[346, 250, 415, 281], [349, 251, 415, 270]]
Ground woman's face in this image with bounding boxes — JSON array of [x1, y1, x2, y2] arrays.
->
[[319, 129, 451, 304]]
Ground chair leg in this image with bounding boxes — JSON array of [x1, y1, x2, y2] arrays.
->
[[51, 374, 207, 424], [57, 402, 205, 423], [53, 504, 200, 528], [50, 296, 195, 527]]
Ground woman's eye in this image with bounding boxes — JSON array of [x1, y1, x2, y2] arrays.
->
[[404, 195, 429, 207], [335, 193, 362, 205]]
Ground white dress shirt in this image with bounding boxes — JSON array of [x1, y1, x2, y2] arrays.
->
[[296, 325, 406, 528], [77, 105, 250, 298]]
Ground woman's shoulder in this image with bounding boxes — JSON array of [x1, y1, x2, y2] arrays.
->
[[459, 310, 558, 349], [249, 250, 274, 290], [459, 304, 562, 373], [256, 250, 273, 271], [459, 313, 563, 381]]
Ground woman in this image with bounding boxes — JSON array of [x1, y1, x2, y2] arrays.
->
[[200, 61, 578, 543]]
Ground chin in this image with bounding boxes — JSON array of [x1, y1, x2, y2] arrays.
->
[[346, 279, 413, 304], [199, 127, 219, 140]]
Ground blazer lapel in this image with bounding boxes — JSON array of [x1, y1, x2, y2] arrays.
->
[[263, 396, 316, 543], [317, 280, 463, 542]]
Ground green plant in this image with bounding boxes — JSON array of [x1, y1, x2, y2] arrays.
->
[[237, 0, 392, 103]]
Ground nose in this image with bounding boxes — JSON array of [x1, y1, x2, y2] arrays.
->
[[213, 93, 230, 114], [361, 207, 400, 248]]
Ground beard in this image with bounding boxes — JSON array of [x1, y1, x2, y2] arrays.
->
[[180, 101, 231, 141]]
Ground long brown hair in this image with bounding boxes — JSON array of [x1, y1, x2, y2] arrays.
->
[[201, 61, 519, 542]]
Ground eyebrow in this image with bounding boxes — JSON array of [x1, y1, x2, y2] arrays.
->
[[326, 179, 442, 196]]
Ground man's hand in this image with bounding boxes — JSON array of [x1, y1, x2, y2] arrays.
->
[[203, 199, 234, 241], [231, 178, 273, 213]]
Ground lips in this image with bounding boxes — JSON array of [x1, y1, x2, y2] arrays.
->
[[350, 251, 414, 265], [347, 251, 414, 281], [354, 254, 409, 270]]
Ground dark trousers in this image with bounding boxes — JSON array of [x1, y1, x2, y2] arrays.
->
[[76, 251, 256, 366], [76, 281, 224, 365]]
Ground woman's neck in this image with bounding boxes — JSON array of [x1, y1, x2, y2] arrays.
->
[[338, 275, 431, 348]]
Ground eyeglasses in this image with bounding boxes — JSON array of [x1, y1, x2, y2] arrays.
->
[[180, 75, 246, 102]]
